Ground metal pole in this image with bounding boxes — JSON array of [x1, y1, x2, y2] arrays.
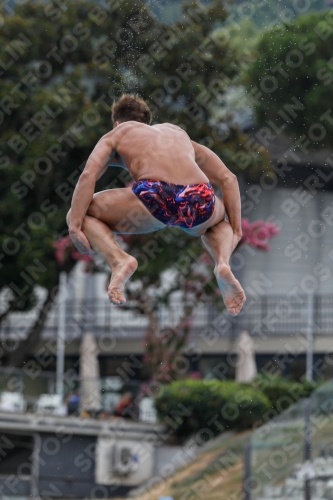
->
[[31, 433, 41, 499], [243, 442, 251, 500], [306, 293, 314, 382], [56, 271, 67, 400], [304, 398, 312, 500]]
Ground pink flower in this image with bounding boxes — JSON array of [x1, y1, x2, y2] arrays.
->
[[240, 219, 279, 251], [53, 236, 93, 265]]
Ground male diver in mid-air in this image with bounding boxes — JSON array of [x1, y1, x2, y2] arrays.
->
[[67, 94, 246, 315]]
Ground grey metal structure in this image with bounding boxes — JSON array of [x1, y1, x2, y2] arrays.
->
[[243, 380, 333, 500], [1, 294, 332, 341], [0, 411, 166, 498]]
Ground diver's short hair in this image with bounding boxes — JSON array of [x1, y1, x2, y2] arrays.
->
[[111, 94, 152, 125]]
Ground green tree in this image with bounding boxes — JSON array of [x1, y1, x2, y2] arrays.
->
[[216, 18, 260, 55], [246, 10, 333, 145], [1, 0, 268, 367]]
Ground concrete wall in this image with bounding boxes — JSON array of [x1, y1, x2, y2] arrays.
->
[[237, 186, 333, 296]]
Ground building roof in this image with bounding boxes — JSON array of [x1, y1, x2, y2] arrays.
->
[[244, 126, 333, 190]]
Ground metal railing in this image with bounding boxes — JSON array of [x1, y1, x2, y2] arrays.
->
[[244, 380, 333, 500], [0, 294, 332, 340]]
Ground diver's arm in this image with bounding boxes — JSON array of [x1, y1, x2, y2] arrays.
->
[[192, 141, 242, 246], [68, 134, 116, 253]]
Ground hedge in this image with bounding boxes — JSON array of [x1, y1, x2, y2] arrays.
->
[[155, 379, 271, 439], [251, 374, 318, 414]]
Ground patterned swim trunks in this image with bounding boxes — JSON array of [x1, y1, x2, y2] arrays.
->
[[132, 179, 215, 229]]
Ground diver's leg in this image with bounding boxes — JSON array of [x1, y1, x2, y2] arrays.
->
[[184, 197, 246, 315], [201, 220, 246, 316], [67, 187, 165, 304]]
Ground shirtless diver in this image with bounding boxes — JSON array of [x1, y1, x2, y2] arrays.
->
[[67, 94, 246, 315]]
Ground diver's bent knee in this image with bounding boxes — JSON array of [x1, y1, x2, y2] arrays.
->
[[86, 198, 102, 219]]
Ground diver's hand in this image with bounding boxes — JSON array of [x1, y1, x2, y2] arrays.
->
[[69, 229, 94, 254]]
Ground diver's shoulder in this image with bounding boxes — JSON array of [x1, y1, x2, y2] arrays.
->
[[102, 121, 147, 140], [153, 122, 180, 128], [153, 122, 188, 133]]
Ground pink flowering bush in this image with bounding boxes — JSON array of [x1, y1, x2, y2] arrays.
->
[[240, 218, 280, 251], [53, 235, 93, 268], [141, 218, 279, 381]]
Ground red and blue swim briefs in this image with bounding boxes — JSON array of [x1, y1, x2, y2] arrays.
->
[[132, 179, 215, 229]]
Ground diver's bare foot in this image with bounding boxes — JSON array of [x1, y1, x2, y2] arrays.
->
[[214, 263, 246, 316], [108, 256, 138, 305]]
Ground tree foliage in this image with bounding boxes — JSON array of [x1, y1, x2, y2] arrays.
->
[[246, 10, 333, 145]]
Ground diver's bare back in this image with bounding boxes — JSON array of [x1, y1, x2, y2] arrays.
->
[[107, 121, 209, 185]]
